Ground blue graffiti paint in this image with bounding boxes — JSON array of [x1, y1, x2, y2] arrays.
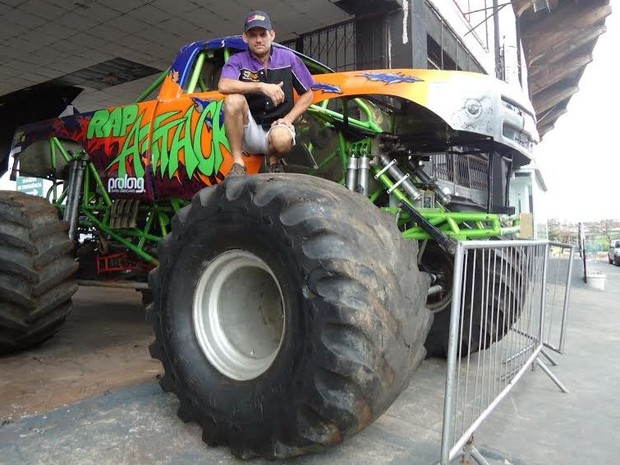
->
[[191, 97, 223, 129], [358, 72, 422, 85], [312, 83, 343, 94]]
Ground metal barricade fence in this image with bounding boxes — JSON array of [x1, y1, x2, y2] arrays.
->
[[543, 242, 574, 354], [438, 240, 572, 465]]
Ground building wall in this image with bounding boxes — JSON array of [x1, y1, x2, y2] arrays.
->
[[284, 0, 524, 90], [510, 170, 549, 239]]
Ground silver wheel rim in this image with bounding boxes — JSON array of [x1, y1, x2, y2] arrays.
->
[[193, 250, 285, 381], [427, 287, 453, 313]]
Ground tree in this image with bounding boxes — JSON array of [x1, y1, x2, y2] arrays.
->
[[548, 218, 578, 245], [589, 219, 620, 244]]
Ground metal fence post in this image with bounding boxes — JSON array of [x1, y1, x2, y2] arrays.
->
[[440, 241, 465, 465], [558, 245, 575, 353]]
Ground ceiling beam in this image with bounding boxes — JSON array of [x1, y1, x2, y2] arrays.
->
[[526, 23, 607, 67], [538, 124, 554, 138], [532, 84, 578, 115], [537, 105, 567, 127], [512, 0, 560, 17], [512, 0, 533, 17], [530, 53, 593, 94], [528, 25, 607, 77], [521, 1, 610, 37], [537, 105, 568, 138]]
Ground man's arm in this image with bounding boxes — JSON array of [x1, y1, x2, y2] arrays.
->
[[218, 77, 261, 95], [218, 78, 285, 106], [274, 89, 314, 127]]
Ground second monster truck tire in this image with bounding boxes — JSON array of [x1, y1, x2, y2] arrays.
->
[[148, 174, 431, 459], [0, 191, 78, 353], [423, 246, 526, 358]]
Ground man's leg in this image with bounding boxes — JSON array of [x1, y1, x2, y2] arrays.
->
[[267, 124, 295, 167], [223, 94, 249, 167]]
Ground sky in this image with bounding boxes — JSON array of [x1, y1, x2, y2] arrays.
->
[[0, 2, 617, 223], [534, 0, 619, 222]]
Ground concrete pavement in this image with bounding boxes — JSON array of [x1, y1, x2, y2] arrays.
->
[[1, 255, 619, 465]]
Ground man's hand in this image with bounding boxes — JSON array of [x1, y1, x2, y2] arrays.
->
[[261, 82, 285, 107], [271, 118, 295, 129], [273, 89, 314, 128]]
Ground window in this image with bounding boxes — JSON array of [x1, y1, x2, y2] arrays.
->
[[184, 49, 226, 94]]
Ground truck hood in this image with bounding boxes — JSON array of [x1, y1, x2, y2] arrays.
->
[[312, 69, 538, 165]]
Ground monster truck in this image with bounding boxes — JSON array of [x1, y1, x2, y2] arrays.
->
[[0, 36, 537, 458]]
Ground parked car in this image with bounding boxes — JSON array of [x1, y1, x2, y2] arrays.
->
[[609, 240, 620, 265]]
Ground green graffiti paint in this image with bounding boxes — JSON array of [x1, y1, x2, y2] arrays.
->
[[88, 105, 140, 139], [152, 110, 183, 178], [152, 100, 226, 180], [121, 116, 149, 177], [200, 100, 229, 177], [120, 105, 138, 136], [106, 110, 149, 178], [91, 100, 227, 181], [190, 99, 228, 178], [87, 110, 108, 139]]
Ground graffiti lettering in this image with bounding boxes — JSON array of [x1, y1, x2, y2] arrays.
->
[[105, 110, 149, 178], [88, 105, 139, 139], [87, 99, 228, 183], [152, 99, 227, 179]]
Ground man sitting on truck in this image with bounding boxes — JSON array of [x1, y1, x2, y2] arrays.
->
[[218, 10, 315, 176]]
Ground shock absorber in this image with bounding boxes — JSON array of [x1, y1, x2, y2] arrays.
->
[[346, 157, 358, 192], [375, 153, 456, 254], [374, 154, 423, 202], [408, 160, 452, 205], [357, 155, 370, 195], [346, 140, 373, 195], [62, 151, 87, 240]]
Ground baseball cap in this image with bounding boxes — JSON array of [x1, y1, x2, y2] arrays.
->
[[244, 10, 272, 32]]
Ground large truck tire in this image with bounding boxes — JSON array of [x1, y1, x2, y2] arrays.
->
[[148, 174, 431, 459], [423, 246, 525, 358], [0, 191, 78, 353]]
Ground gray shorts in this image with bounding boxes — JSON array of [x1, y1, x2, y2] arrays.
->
[[243, 113, 296, 155]]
